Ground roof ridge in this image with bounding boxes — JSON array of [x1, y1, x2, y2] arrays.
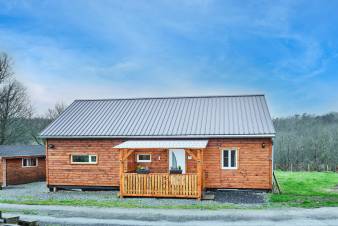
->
[[74, 94, 265, 102]]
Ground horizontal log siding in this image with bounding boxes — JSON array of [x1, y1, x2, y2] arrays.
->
[[126, 150, 169, 173], [5, 157, 46, 185], [186, 150, 197, 173], [204, 138, 272, 189], [47, 138, 272, 189], [47, 139, 123, 187]]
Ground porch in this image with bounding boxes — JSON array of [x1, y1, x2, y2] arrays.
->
[[122, 173, 199, 198], [115, 140, 208, 199]]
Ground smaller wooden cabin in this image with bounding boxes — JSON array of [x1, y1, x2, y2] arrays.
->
[[0, 145, 46, 187]]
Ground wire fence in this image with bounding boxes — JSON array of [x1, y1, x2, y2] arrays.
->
[[274, 163, 338, 172]]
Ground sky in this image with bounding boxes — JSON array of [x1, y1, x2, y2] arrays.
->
[[0, 0, 338, 117]]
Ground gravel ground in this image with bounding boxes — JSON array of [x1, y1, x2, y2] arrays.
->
[[212, 189, 267, 204], [0, 182, 267, 206]]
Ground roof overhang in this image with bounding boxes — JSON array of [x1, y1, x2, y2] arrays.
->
[[114, 140, 209, 149], [40, 134, 275, 139], [0, 155, 45, 159]]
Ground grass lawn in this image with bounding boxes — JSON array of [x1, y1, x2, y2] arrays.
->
[[0, 198, 243, 210], [1, 171, 337, 209], [270, 171, 338, 208]]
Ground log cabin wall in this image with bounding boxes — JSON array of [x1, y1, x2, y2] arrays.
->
[[5, 157, 46, 185], [204, 138, 272, 189], [126, 150, 169, 173], [46, 138, 272, 190], [47, 139, 124, 187]]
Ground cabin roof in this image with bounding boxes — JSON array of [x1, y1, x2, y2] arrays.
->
[[0, 145, 45, 158], [40, 94, 275, 138]]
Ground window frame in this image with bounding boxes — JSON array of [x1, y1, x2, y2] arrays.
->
[[221, 148, 238, 169], [70, 154, 98, 164], [136, 153, 152, 163], [22, 158, 38, 168]]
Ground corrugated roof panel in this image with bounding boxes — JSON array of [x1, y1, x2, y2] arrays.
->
[[0, 145, 45, 158], [40, 95, 276, 138]]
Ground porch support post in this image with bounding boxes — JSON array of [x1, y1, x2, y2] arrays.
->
[[197, 149, 203, 200], [119, 149, 125, 198], [2, 158, 6, 187], [185, 149, 198, 161]]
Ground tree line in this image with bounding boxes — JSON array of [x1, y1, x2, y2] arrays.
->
[[273, 113, 338, 171], [1, 52, 337, 171], [0, 52, 65, 145]]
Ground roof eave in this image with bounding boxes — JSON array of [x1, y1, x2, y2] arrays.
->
[[1, 155, 45, 159], [40, 134, 276, 139]]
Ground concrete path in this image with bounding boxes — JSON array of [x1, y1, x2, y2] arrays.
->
[[1, 203, 338, 225]]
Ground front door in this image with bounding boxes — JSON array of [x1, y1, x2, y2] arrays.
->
[[169, 149, 186, 174]]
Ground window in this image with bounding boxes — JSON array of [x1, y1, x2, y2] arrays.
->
[[136, 154, 151, 163], [22, 158, 38, 167], [221, 149, 237, 169], [71, 154, 97, 164]]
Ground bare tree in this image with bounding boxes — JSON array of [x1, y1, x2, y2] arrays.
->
[[0, 53, 13, 84], [45, 102, 67, 122], [0, 79, 32, 144]]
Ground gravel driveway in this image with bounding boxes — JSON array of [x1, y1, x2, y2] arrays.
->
[[0, 182, 267, 207]]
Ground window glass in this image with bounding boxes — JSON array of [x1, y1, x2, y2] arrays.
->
[[90, 155, 97, 162], [22, 158, 37, 167], [231, 150, 236, 167], [222, 149, 237, 169], [71, 155, 97, 164], [72, 155, 89, 162], [223, 150, 229, 167], [137, 154, 151, 162]]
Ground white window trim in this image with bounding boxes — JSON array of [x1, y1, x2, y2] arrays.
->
[[22, 158, 38, 168], [221, 148, 238, 169], [136, 154, 152, 163], [71, 154, 98, 164]]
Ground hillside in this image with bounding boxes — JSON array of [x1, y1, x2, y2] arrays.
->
[[273, 112, 338, 171]]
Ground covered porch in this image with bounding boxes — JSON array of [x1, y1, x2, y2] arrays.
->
[[114, 140, 207, 199]]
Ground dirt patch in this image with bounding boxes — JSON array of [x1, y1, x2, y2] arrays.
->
[[328, 185, 338, 193]]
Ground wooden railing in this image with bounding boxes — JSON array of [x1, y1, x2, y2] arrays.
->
[[121, 173, 199, 198]]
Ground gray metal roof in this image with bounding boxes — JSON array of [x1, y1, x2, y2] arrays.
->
[[0, 145, 45, 158], [40, 95, 275, 138], [114, 140, 209, 149]]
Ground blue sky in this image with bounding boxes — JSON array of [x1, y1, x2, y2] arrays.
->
[[0, 0, 338, 116]]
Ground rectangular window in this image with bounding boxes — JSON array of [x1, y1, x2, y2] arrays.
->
[[136, 154, 151, 163], [71, 154, 97, 164], [22, 158, 38, 167], [221, 149, 237, 169]]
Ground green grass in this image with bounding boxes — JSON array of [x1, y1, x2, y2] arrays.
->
[[270, 171, 338, 208], [0, 198, 244, 210], [1, 171, 337, 209]]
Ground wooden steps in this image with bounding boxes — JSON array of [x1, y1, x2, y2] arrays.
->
[[0, 211, 38, 226], [202, 192, 215, 200]]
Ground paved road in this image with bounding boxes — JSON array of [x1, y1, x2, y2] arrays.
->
[[1, 203, 338, 226]]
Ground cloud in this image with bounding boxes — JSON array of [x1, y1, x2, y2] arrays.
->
[[0, 0, 337, 117]]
